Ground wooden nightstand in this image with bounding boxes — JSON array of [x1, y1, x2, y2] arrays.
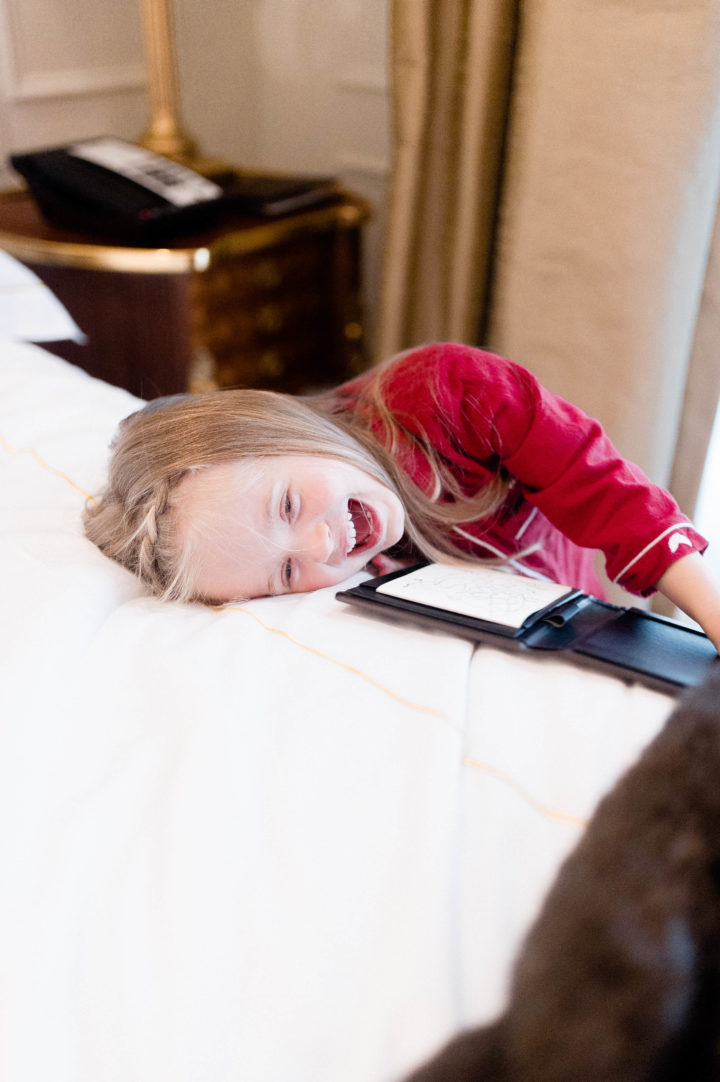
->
[[0, 187, 370, 398]]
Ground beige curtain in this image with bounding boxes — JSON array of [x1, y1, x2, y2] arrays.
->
[[377, 0, 519, 351], [377, 0, 720, 515]]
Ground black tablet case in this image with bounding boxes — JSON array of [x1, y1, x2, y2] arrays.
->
[[336, 566, 719, 696]]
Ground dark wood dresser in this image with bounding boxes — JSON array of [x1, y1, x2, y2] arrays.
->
[[0, 187, 370, 398]]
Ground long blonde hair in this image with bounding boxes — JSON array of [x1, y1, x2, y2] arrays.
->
[[84, 365, 510, 602]]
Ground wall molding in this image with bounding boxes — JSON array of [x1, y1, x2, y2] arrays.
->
[[336, 63, 387, 96], [334, 152, 388, 181], [0, 0, 145, 103], [9, 63, 146, 103]]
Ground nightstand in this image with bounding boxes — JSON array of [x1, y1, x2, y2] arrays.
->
[[0, 187, 370, 398]]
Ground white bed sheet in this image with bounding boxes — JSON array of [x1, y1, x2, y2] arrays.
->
[[0, 341, 675, 1082]]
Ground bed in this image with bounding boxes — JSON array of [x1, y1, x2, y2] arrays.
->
[[0, 307, 678, 1080]]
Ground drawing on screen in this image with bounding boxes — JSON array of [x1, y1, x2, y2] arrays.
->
[[377, 564, 571, 628]]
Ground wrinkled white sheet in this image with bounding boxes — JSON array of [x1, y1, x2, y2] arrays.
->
[[0, 341, 674, 1082], [0, 251, 86, 343]]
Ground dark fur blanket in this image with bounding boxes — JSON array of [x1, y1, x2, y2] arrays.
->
[[406, 666, 720, 1082]]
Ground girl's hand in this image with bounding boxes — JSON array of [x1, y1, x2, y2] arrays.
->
[[367, 553, 414, 577], [656, 552, 720, 653]]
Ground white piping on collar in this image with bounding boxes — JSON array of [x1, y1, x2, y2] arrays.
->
[[451, 526, 552, 581], [514, 506, 538, 541]]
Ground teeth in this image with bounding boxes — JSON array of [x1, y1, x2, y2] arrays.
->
[[346, 509, 357, 555]]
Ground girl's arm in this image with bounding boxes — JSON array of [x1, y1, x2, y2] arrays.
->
[[657, 552, 720, 652], [367, 345, 713, 608]]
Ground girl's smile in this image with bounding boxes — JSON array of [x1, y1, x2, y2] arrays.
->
[[175, 454, 405, 601]]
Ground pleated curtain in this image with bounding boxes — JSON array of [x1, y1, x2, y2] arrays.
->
[[377, 0, 720, 524]]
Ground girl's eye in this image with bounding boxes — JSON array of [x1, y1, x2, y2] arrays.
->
[[282, 559, 293, 587], [283, 491, 293, 519]]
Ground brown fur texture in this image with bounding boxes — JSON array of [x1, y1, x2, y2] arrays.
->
[[405, 666, 720, 1082]]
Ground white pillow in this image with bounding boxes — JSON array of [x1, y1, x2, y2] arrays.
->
[[0, 250, 86, 343]]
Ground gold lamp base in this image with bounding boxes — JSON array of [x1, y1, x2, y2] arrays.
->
[[137, 118, 197, 164], [138, 0, 198, 164]]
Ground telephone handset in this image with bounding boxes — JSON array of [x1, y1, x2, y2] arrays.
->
[[9, 136, 341, 241]]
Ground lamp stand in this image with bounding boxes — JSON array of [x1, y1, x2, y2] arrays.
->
[[137, 0, 198, 162]]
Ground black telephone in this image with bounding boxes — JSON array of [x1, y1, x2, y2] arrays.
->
[[10, 136, 341, 241]]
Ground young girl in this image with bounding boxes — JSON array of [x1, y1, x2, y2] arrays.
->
[[83, 342, 720, 650]]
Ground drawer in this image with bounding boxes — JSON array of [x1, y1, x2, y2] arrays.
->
[[191, 291, 331, 350], [199, 236, 333, 310], [211, 324, 337, 391]]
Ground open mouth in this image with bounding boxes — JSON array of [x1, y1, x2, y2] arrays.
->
[[346, 498, 376, 555]]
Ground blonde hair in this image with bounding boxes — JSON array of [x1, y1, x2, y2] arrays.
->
[[84, 366, 510, 602]]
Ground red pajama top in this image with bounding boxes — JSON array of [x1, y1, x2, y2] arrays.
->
[[338, 343, 708, 598]]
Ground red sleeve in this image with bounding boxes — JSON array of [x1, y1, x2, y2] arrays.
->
[[373, 343, 708, 596]]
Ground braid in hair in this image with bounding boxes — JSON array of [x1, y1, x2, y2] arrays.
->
[[130, 478, 174, 594], [84, 470, 190, 601]]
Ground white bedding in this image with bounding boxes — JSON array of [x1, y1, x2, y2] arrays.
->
[[0, 340, 675, 1082]]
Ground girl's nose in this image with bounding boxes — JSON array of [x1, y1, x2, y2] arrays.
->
[[303, 521, 333, 563]]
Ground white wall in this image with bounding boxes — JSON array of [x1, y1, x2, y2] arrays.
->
[[0, 0, 391, 348], [175, 0, 392, 345], [0, 0, 147, 187]]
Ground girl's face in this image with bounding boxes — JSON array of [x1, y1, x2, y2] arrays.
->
[[176, 454, 405, 601]]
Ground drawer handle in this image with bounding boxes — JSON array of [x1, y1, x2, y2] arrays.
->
[[256, 305, 285, 334], [253, 260, 284, 288], [258, 350, 285, 378]]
